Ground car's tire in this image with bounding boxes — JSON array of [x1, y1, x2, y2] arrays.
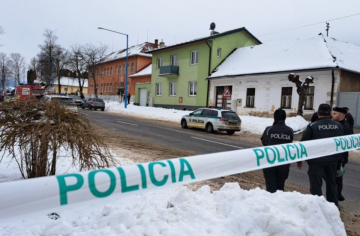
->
[[101, 108, 105, 111], [227, 131, 235, 135], [95, 108, 97, 111], [206, 123, 214, 133], [181, 119, 188, 129], [81, 105, 85, 109], [89, 105, 92, 110]]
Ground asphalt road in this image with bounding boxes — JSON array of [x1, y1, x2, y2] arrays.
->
[[81, 109, 360, 213]]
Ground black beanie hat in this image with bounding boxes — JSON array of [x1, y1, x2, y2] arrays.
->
[[333, 107, 347, 114], [274, 109, 286, 122], [317, 104, 331, 116]]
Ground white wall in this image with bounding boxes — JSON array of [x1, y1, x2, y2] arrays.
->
[[208, 70, 340, 115]]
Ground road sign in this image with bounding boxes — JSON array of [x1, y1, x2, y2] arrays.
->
[[223, 87, 231, 98]]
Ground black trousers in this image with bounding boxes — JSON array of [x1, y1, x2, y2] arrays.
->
[[308, 161, 338, 206], [263, 164, 290, 193]]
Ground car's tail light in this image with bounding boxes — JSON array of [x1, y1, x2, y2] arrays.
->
[[91, 101, 95, 104], [220, 118, 228, 121]]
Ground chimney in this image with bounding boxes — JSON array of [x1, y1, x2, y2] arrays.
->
[[159, 40, 165, 48], [154, 39, 158, 48]]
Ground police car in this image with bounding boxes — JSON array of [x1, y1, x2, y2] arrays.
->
[[181, 108, 241, 135]]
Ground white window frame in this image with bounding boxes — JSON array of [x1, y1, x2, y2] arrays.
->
[[123, 64, 125, 74], [190, 50, 199, 65], [157, 58, 163, 69], [170, 55, 178, 66], [170, 83, 176, 96], [115, 66, 118, 75], [119, 65, 122, 75], [189, 81, 197, 96], [131, 62, 135, 73], [217, 48, 221, 58], [156, 83, 162, 96]]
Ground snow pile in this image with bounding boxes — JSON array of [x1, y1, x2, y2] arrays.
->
[[105, 101, 309, 135], [0, 183, 345, 236]]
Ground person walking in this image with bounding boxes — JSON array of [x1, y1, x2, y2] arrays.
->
[[332, 107, 353, 201], [260, 108, 294, 193], [127, 93, 131, 104], [343, 107, 354, 128], [296, 104, 344, 207]]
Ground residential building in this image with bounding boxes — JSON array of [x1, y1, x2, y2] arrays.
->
[[147, 26, 261, 110], [88, 41, 158, 102], [131, 64, 152, 106], [208, 35, 360, 127], [54, 77, 88, 95]]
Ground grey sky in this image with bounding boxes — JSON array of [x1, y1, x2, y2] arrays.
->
[[1, 0, 360, 66]]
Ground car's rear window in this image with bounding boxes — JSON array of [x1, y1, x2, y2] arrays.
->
[[95, 98, 104, 102], [51, 97, 73, 104], [221, 111, 240, 120]]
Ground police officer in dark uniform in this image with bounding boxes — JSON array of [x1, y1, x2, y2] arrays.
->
[[260, 108, 294, 193], [297, 104, 345, 207], [332, 107, 353, 201]]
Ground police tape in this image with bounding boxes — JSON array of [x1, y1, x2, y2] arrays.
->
[[0, 134, 359, 219]]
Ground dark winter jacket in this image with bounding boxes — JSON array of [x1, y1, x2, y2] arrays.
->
[[345, 113, 354, 128], [261, 121, 294, 146], [301, 117, 345, 163]]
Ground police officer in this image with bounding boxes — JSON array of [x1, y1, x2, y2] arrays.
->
[[332, 107, 353, 201], [297, 104, 344, 207], [260, 108, 293, 193]]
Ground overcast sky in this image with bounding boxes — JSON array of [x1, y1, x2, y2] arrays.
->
[[1, 0, 360, 66]]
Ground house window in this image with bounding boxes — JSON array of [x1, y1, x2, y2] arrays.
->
[[191, 50, 199, 65], [107, 68, 110, 76], [304, 86, 315, 110], [123, 64, 125, 74], [110, 83, 112, 92], [156, 83, 162, 96], [170, 55, 178, 66], [101, 69, 104, 77], [131, 62, 135, 73], [157, 58, 163, 69], [246, 88, 255, 108], [116, 66, 118, 75], [189, 81, 197, 96], [170, 83, 176, 96], [281, 87, 293, 108], [119, 65, 122, 75], [217, 48, 221, 57], [110, 67, 113, 76]]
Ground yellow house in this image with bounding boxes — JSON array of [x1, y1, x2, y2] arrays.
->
[[53, 77, 88, 95]]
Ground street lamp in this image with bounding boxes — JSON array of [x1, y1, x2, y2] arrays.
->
[[98, 27, 129, 108]]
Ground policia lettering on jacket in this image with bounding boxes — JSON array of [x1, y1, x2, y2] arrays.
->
[[260, 109, 294, 193]]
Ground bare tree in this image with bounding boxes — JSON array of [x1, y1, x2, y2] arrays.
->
[[68, 44, 88, 98], [53, 46, 70, 93], [10, 53, 26, 85], [288, 73, 314, 116], [37, 29, 60, 85], [81, 43, 108, 98], [0, 53, 12, 93]]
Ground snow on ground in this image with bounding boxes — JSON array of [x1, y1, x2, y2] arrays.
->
[[105, 101, 309, 134], [0, 101, 347, 235]]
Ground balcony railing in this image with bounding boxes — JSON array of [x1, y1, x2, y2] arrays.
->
[[159, 65, 179, 77]]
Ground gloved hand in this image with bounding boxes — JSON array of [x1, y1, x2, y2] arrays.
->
[[336, 166, 345, 177]]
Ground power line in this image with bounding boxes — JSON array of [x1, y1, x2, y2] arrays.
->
[[258, 12, 360, 37]]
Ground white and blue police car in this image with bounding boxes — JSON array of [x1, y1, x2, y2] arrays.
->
[[181, 108, 241, 135]]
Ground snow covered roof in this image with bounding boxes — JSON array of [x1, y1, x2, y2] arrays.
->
[[103, 42, 157, 63], [54, 77, 88, 87], [209, 35, 360, 78], [129, 64, 152, 78]]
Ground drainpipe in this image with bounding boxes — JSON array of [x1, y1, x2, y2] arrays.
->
[[205, 40, 212, 107], [330, 69, 335, 107]]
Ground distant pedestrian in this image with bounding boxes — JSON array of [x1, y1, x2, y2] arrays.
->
[[332, 107, 353, 202], [311, 111, 318, 123], [343, 107, 354, 128], [297, 104, 345, 207], [260, 109, 294, 193], [127, 93, 131, 104]]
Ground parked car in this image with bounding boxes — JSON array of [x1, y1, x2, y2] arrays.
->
[[40, 95, 78, 113], [69, 95, 84, 107], [81, 98, 105, 111], [180, 108, 241, 135]]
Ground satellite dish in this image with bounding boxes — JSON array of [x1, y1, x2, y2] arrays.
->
[[210, 22, 216, 30]]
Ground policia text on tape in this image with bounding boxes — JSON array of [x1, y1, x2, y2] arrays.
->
[[0, 134, 359, 219]]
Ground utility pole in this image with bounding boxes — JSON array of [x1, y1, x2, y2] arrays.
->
[[326, 22, 330, 36]]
